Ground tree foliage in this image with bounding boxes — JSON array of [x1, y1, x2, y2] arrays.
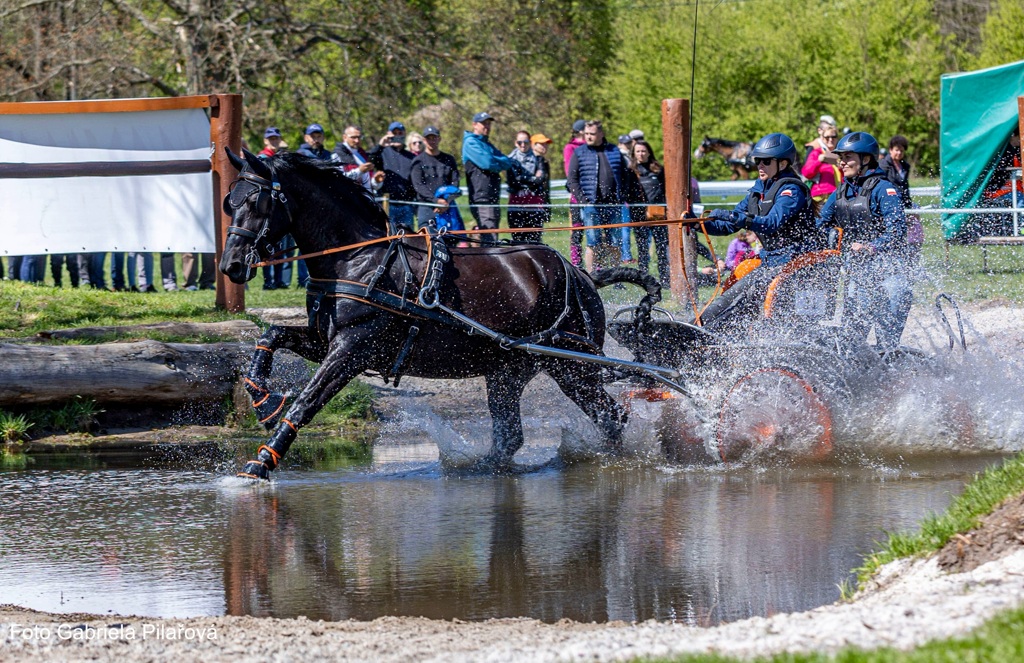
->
[[0, 0, 1019, 176]]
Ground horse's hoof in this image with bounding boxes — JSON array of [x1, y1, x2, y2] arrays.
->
[[237, 460, 271, 481], [254, 392, 287, 429]]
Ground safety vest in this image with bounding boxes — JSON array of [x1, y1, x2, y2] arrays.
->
[[833, 175, 885, 243], [752, 174, 816, 254]]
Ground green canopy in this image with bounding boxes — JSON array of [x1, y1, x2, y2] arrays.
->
[[941, 59, 1024, 240]]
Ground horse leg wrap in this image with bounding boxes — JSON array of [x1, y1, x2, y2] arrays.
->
[[237, 420, 298, 480], [244, 376, 287, 429]]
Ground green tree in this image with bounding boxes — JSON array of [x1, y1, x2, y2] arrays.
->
[[970, 0, 1024, 70]]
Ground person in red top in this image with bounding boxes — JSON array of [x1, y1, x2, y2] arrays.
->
[[258, 126, 287, 158], [562, 119, 586, 266], [801, 121, 841, 215]]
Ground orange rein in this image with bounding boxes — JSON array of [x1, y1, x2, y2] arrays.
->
[[249, 217, 701, 268]]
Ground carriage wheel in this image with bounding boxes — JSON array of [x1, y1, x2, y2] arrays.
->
[[716, 367, 833, 463]]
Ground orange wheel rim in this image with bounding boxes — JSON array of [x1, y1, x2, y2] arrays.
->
[[716, 367, 833, 463]]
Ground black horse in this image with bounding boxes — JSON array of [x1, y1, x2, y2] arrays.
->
[[219, 150, 659, 479]]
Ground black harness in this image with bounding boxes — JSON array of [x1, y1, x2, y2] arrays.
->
[[227, 167, 602, 385], [224, 169, 293, 281]]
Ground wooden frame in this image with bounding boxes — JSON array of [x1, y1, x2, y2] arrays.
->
[[0, 94, 244, 311], [661, 98, 696, 304]]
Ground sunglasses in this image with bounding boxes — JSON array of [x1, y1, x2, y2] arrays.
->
[[516, 140, 530, 145], [822, 135, 838, 141], [753, 157, 775, 166]]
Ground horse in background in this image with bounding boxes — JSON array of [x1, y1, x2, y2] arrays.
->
[[693, 137, 756, 180]]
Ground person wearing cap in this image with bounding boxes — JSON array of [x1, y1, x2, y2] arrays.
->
[[817, 131, 911, 350], [562, 119, 587, 266], [334, 125, 385, 194], [698, 132, 819, 332], [370, 121, 417, 229], [462, 112, 518, 243], [506, 130, 549, 243], [258, 126, 287, 159], [530, 134, 554, 234], [628, 129, 645, 142], [297, 123, 336, 162], [252, 126, 292, 289], [410, 126, 460, 229], [566, 120, 636, 272]]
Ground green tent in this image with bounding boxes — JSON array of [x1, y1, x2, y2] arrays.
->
[[941, 59, 1024, 240]]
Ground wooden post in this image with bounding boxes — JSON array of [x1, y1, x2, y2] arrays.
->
[[210, 93, 245, 312], [661, 99, 695, 304]]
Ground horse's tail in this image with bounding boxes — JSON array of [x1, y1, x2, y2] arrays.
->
[[591, 267, 662, 326]]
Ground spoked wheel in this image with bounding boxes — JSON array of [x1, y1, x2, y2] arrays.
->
[[716, 367, 833, 463]]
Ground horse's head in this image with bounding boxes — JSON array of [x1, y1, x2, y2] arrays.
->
[[693, 136, 712, 159], [219, 148, 293, 284]]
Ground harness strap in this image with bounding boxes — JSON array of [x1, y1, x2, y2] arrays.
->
[[306, 279, 455, 326]]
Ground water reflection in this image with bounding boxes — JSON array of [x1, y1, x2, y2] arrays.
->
[[0, 448, 997, 624]]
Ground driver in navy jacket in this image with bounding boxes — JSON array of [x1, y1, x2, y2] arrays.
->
[[698, 133, 820, 331], [817, 131, 910, 351]]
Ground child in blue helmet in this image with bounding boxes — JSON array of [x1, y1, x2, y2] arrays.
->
[[817, 131, 911, 351], [433, 184, 466, 235]]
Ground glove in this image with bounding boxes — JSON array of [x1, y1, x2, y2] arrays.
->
[[707, 208, 731, 221]]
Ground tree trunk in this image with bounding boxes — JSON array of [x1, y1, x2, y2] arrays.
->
[[36, 320, 259, 341], [0, 341, 250, 406]]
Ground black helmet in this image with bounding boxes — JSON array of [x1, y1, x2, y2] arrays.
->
[[835, 131, 879, 157], [750, 133, 798, 166]]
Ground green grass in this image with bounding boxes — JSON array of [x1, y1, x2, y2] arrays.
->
[[0, 411, 32, 442]]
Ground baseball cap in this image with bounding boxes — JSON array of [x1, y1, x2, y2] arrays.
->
[[629, 129, 645, 141], [388, 121, 405, 132], [531, 133, 553, 145], [305, 123, 324, 135], [473, 112, 495, 123], [422, 126, 441, 137], [264, 126, 282, 138], [618, 134, 633, 145], [572, 119, 586, 133]]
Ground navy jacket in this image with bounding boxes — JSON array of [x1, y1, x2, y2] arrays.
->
[[705, 168, 816, 267]]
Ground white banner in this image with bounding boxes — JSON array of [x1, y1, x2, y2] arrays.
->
[[0, 108, 214, 255]]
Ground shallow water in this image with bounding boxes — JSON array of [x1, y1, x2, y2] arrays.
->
[[0, 444, 1004, 625]]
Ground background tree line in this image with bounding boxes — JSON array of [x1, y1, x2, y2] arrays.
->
[[2, 0, 1022, 180]]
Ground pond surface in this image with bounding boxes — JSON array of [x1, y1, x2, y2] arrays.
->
[[0, 444, 1004, 625]]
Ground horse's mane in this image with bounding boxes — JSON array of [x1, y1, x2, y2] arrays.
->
[[269, 152, 390, 233]]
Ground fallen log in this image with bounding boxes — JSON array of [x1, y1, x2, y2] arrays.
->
[[0, 341, 250, 406], [36, 320, 259, 342]]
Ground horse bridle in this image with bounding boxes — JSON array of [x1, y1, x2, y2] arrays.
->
[[224, 168, 292, 278]]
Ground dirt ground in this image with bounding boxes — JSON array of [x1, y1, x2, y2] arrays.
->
[[938, 492, 1024, 573], [4, 302, 1024, 661]]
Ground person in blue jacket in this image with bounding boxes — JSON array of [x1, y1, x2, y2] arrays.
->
[[462, 112, 518, 244], [699, 132, 819, 331], [817, 131, 910, 351]]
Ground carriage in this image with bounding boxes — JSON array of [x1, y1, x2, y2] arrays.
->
[[219, 149, 966, 478]]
